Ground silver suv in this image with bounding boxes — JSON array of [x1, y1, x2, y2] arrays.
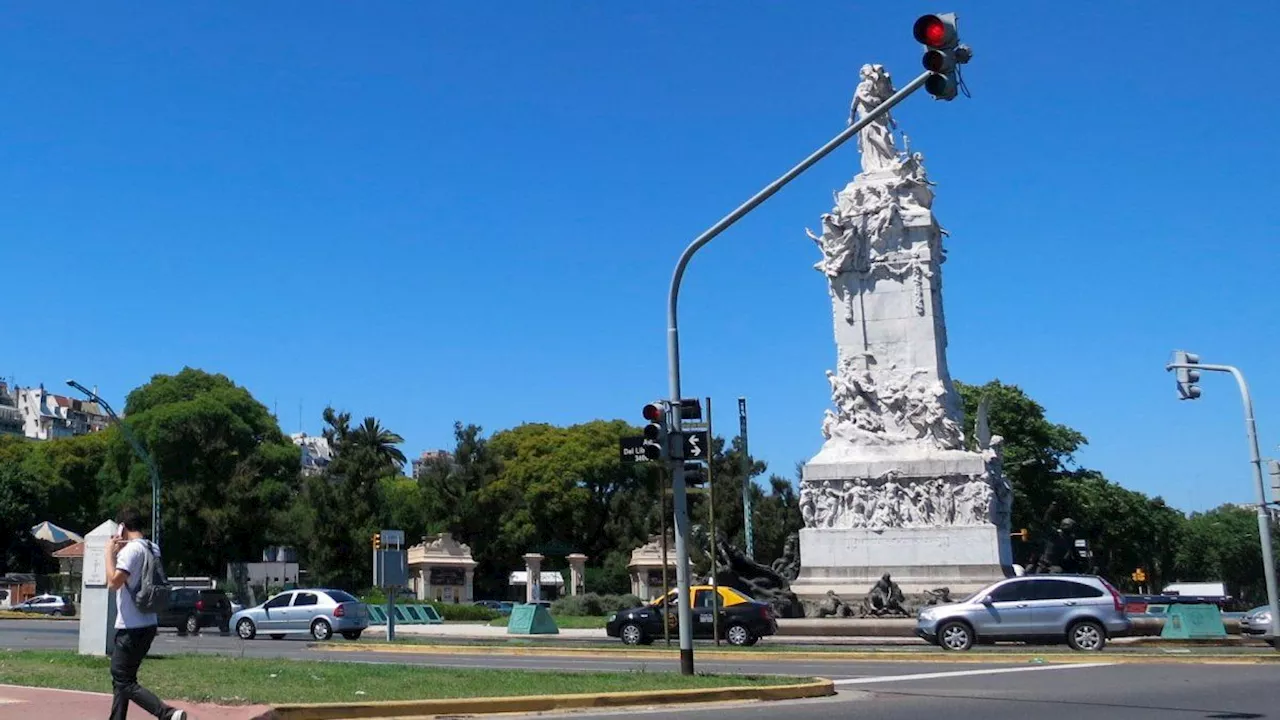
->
[[916, 575, 1130, 651]]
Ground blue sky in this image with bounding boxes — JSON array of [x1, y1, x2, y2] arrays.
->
[[3, 2, 1277, 513]]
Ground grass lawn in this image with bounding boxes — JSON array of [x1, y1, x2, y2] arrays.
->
[[488, 615, 609, 629], [0, 650, 795, 706]]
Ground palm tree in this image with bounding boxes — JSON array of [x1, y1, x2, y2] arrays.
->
[[349, 416, 407, 471], [321, 407, 351, 450]]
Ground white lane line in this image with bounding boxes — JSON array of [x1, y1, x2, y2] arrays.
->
[[832, 662, 1115, 685]]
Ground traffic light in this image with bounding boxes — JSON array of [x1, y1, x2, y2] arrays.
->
[[642, 402, 669, 461], [684, 462, 708, 487], [372, 532, 381, 551], [1132, 568, 1147, 583], [1268, 460, 1280, 497], [913, 13, 971, 100], [1173, 350, 1202, 400], [678, 398, 703, 421]]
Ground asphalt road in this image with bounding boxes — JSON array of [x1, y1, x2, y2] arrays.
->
[[4, 620, 1278, 719]]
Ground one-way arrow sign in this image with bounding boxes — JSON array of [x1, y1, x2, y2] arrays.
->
[[682, 431, 710, 460]]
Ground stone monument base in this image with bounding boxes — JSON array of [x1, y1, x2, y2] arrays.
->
[[792, 525, 1012, 599]]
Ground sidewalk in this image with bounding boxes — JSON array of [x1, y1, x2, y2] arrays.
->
[[0, 684, 270, 720]]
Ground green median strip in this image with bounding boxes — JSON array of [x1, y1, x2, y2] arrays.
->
[[0, 650, 797, 706]]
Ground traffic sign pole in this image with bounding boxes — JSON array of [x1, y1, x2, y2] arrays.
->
[[665, 70, 934, 675], [1167, 359, 1280, 649]]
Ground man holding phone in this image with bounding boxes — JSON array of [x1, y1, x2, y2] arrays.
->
[[106, 507, 187, 720]]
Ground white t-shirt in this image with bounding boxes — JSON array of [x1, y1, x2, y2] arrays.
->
[[115, 538, 160, 630]]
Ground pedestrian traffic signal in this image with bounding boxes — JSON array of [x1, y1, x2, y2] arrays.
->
[[372, 533, 381, 551], [1172, 350, 1202, 400], [683, 463, 708, 487], [642, 402, 669, 461], [913, 13, 971, 101], [1132, 568, 1147, 583]]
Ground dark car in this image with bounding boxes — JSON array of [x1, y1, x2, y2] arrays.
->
[[605, 586, 777, 647], [159, 588, 233, 635]]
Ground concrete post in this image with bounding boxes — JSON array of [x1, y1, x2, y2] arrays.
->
[[523, 553, 544, 603], [78, 519, 119, 656], [464, 568, 475, 602], [566, 553, 588, 596]]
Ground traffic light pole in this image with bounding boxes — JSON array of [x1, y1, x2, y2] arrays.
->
[[665, 70, 932, 674], [1167, 361, 1280, 648]]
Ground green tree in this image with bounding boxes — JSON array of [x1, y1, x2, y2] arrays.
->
[[101, 368, 301, 577], [1176, 505, 1280, 604], [0, 452, 51, 575], [956, 380, 1087, 561]]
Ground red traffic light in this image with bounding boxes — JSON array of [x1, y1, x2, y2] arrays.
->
[[642, 402, 665, 423], [913, 14, 956, 49]]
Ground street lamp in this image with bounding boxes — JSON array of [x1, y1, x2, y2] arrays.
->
[[66, 379, 163, 547]]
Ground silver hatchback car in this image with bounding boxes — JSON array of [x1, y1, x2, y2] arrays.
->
[[231, 588, 369, 641], [917, 575, 1131, 651]]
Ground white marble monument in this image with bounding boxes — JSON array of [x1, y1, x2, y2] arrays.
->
[[78, 519, 119, 656], [793, 65, 1013, 599]]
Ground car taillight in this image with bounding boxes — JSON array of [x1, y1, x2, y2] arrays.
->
[[196, 600, 204, 612], [1101, 580, 1124, 612], [760, 605, 770, 620], [334, 604, 346, 617]]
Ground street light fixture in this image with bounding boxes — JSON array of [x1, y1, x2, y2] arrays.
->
[[66, 379, 163, 547]]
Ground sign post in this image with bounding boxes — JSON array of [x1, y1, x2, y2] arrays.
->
[[373, 529, 407, 642]]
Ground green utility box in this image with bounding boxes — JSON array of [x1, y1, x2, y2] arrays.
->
[[507, 603, 559, 635], [1161, 603, 1228, 639]]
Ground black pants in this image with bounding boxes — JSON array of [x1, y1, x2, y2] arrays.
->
[[110, 626, 176, 720]]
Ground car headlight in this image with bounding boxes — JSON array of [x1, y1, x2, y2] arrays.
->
[[1255, 612, 1272, 624], [608, 614, 616, 623]]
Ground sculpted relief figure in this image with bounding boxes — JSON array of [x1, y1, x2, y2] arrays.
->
[[851, 64, 900, 174]]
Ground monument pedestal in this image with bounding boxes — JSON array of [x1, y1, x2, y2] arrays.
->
[[796, 451, 1013, 600], [78, 519, 119, 656]]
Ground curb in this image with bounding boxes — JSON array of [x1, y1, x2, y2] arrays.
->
[[257, 679, 835, 720], [315, 642, 1280, 665], [0, 613, 77, 621]]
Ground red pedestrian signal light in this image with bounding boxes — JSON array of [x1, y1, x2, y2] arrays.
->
[[912, 13, 971, 101], [643, 402, 665, 423]]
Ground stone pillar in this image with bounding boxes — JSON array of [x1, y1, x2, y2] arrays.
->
[[464, 568, 475, 602], [78, 520, 119, 656], [523, 553, 544, 604], [566, 553, 588, 596]]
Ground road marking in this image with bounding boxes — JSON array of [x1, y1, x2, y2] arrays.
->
[[832, 662, 1115, 685]]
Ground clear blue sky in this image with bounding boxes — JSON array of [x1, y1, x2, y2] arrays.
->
[[4, 2, 1277, 513]]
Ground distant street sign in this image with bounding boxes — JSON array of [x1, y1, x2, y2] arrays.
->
[[682, 431, 710, 460], [620, 436, 652, 464], [381, 529, 405, 547]]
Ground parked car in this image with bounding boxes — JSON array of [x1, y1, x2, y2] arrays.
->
[[606, 585, 777, 647], [1239, 605, 1274, 636], [9, 594, 75, 617], [230, 588, 369, 641], [159, 588, 232, 635], [916, 575, 1130, 652], [474, 600, 514, 615]]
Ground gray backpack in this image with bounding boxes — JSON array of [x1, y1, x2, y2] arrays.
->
[[132, 540, 172, 614]]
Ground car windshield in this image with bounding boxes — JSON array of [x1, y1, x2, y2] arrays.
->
[[326, 590, 358, 603]]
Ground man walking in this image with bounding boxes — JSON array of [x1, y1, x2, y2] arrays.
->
[[106, 507, 188, 720]]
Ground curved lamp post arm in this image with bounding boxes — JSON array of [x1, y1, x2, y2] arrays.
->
[[66, 380, 163, 547]]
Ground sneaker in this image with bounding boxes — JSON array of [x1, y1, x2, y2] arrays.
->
[[170, 711, 188, 720]]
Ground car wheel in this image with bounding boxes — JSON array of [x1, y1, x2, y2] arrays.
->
[[236, 618, 257, 640], [619, 623, 645, 646], [725, 624, 754, 647], [1067, 620, 1106, 651], [341, 631, 362, 640], [311, 618, 333, 641], [938, 621, 974, 651], [51, 610, 63, 617], [185, 614, 200, 635]]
